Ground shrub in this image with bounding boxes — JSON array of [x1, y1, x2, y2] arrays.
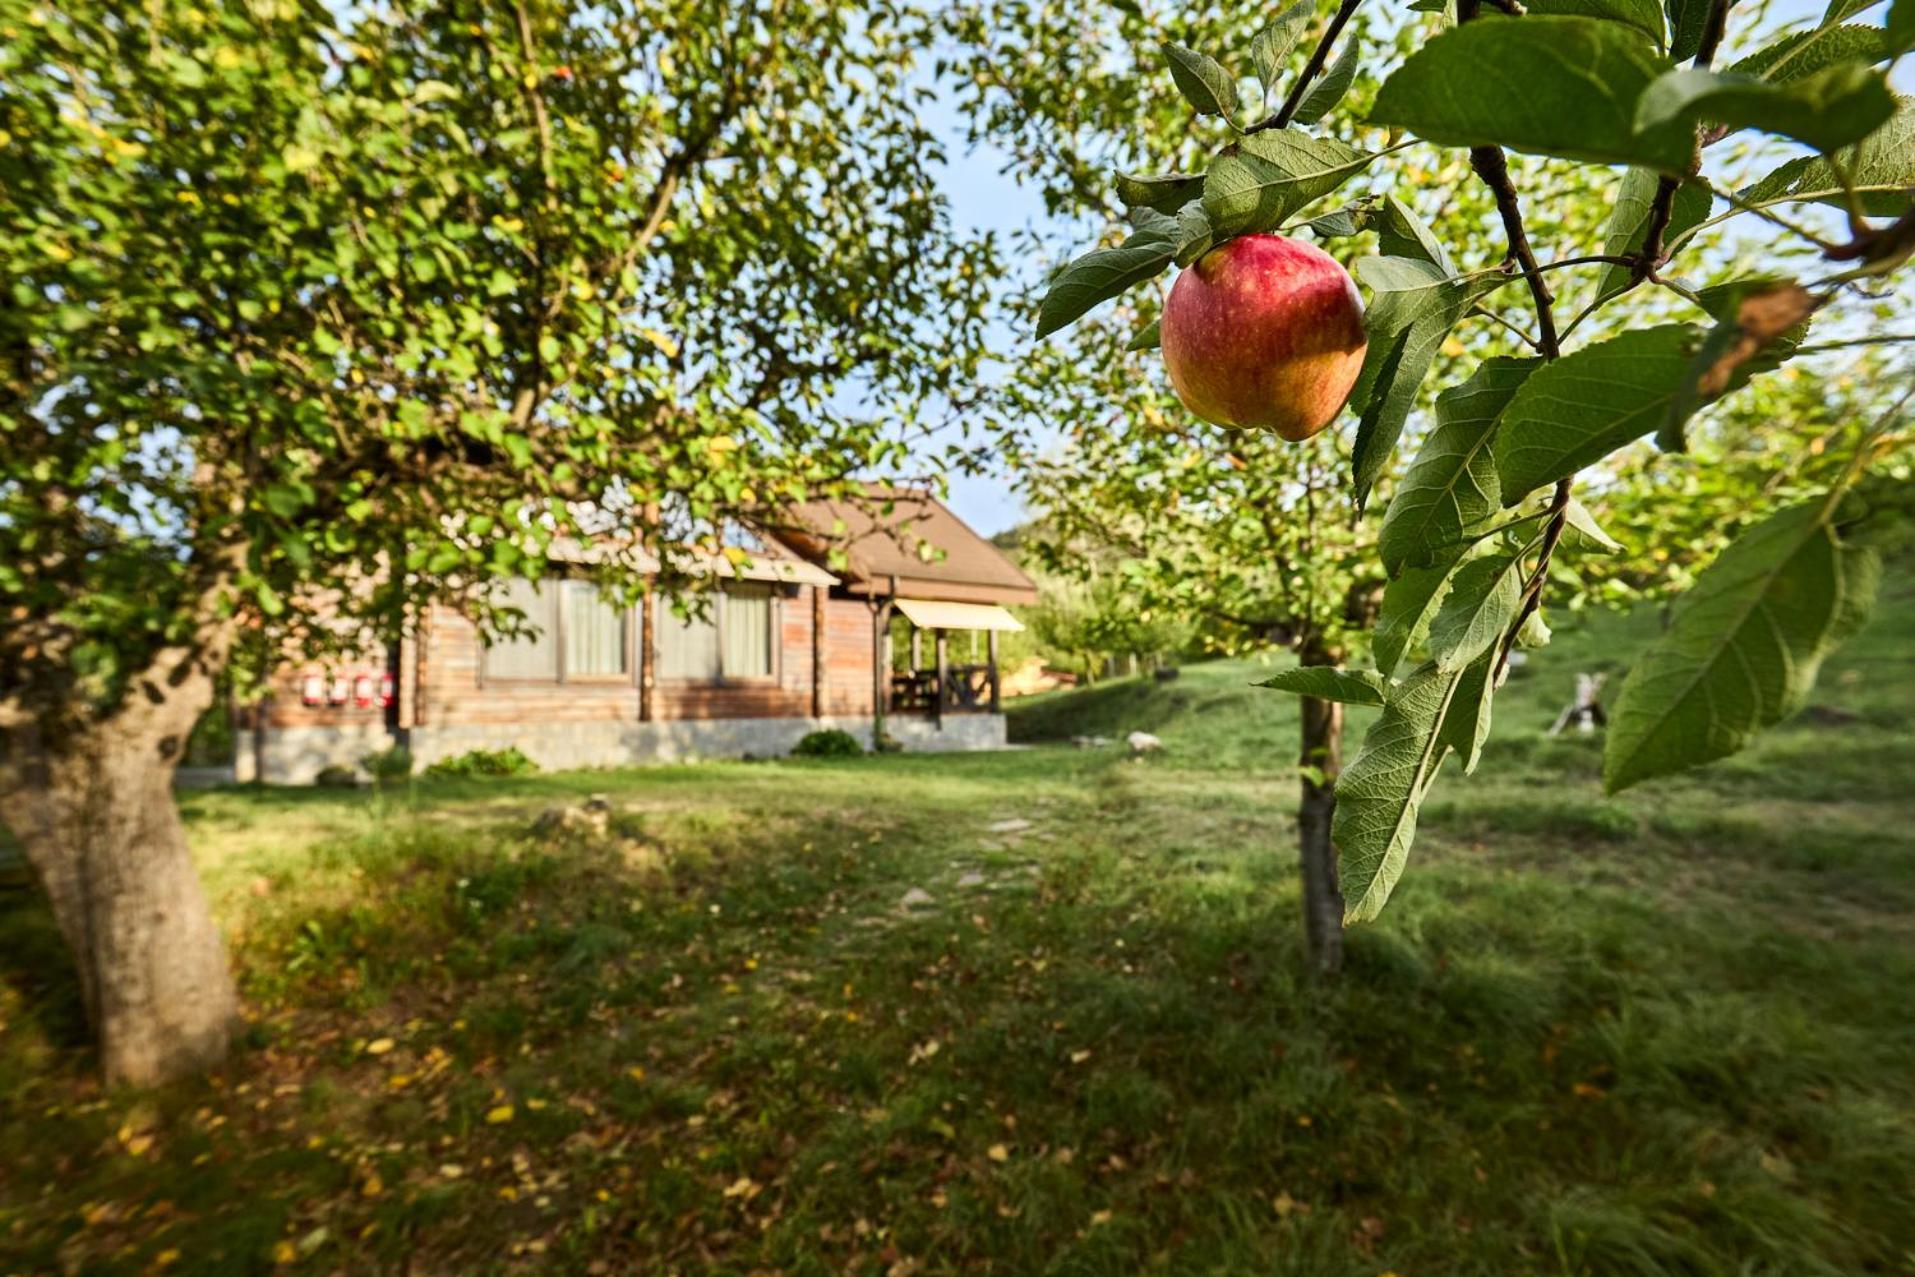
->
[[791, 728, 863, 758], [313, 764, 359, 788], [424, 746, 539, 778], [362, 745, 414, 788]]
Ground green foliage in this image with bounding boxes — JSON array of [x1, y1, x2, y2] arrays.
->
[[1201, 132, 1375, 241], [1491, 325, 1707, 497], [1604, 496, 1881, 791], [1349, 257, 1500, 504], [1256, 666, 1388, 705], [424, 748, 539, 779], [2, 0, 998, 724], [361, 747, 415, 788], [1162, 44, 1240, 119], [1633, 62, 1896, 155], [1378, 356, 1537, 573], [994, 0, 1912, 933], [1035, 220, 1176, 338], [791, 729, 864, 758], [1368, 17, 1694, 169], [1332, 662, 1462, 922]]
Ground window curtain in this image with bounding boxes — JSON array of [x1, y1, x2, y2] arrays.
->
[[564, 582, 627, 677], [722, 587, 773, 678], [657, 597, 721, 680], [486, 577, 559, 680]]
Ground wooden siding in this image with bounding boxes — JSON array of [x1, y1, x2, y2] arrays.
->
[[258, 587, 880, 731]]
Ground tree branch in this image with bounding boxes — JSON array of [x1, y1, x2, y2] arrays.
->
[[1247, 0, 1363, 135], [1632, 0, 1734, 282]]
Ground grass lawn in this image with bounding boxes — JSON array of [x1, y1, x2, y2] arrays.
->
[[3, 583, 1914, 1275]]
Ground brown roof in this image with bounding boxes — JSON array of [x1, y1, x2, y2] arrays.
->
[[769, 487, 1037, 606]]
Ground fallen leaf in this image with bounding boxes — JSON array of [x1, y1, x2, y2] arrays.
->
[[365, 1038, 395, 1056], [987, 1143, 1010, 1163], [486, 1105, 515, 1125]]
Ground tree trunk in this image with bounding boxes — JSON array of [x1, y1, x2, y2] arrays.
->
[[1, 697, 240, 1085], [1295, 642, 1346, 975]]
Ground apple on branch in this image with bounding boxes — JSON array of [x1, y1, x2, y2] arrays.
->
[[1161, 234, 1367, 441]]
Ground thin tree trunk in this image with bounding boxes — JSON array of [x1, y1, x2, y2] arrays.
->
[[1, 687, 240, 1085], [1296, 641, 1346, 975]]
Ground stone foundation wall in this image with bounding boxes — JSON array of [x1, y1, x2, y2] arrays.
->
[[237, 714, 1006, 785]]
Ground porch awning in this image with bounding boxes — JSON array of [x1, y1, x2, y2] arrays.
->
[[894, 598, 1024, 632]]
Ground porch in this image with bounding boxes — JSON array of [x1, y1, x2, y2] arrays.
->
[[880, 598, 1022, 726]]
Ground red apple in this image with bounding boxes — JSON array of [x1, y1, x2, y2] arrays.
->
[[1160, 233, 1367, 441]]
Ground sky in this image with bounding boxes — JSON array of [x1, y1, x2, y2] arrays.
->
[[919, 97, 1053, 537]]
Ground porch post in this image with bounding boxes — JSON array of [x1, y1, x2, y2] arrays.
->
[[934, 628, 948, 731], [988, 629, 1001, 714]]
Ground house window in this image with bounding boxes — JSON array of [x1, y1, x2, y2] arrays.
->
[[656, 585, 776, 681], [723, 585, 774, 678], [485, 577, 560, 680], [564, 581, 628, 678], [484, 576, 630, 681]]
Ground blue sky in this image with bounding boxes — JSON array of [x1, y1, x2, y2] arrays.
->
[[922, 96, 1051, 537]]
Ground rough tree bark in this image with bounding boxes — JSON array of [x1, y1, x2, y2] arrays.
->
[[1295, 637, 1346, 975], [0, 651, 240, 1086]]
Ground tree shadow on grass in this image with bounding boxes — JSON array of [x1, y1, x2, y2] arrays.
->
[[0, 840, 92, 1054]]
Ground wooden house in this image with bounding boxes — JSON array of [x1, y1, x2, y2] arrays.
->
[[236, 489, 1036, 783]]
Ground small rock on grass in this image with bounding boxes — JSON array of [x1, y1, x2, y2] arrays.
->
[[899, 887, 936, 910]]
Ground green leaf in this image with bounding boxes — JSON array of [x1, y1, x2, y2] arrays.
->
[[1172, 201, 1215, 267], [1736, 93, 1914, 216], [1379, 357, 1538, 574], [1292, 35, 1361, 126], [1251, 0, 1317, 91], [1604, 497, 1882, 792], [1036, 223, 1176, 338], [1349, 259, 1501, 506], [1892, 0, 1914, 53], [1369, 17, 1694, 170], [1376, 195, 1453, 274], [1126, 317, 1161, 351], [1666, 0, 1711, 61], [1563, 497, 1624, 553], [1823, 0, 1879, 21], [1635, 62, 1896, 155], [1201, 130, 1373, 238], [1374, 551, 1462, 676], [1438, 649, 1498, 774], [1335, 662, 1469, 922], [1492, 323, 1703, 502], [1257, 665, 1389, 705], [1525, 0, 1666, 48], [1424, 552, 1525, 672], [1165, 44, 1240, 118], [1301, 201, 1380, 239], [1591, 168, 1712, 306], [1114, 171, 1206, 214], [1728, 23, 1889, 82]]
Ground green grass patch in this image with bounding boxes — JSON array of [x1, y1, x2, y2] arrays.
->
[[2, 586, 1913, 1273]]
